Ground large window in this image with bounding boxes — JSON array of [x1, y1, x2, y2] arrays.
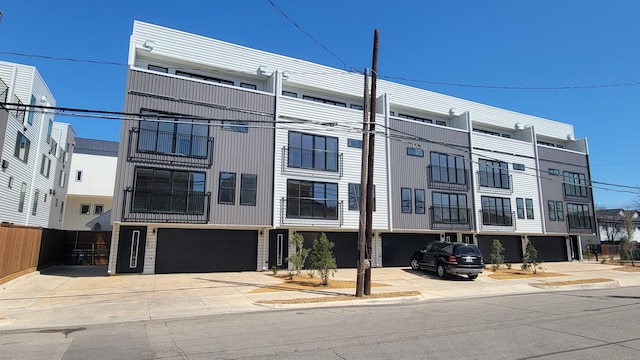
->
[[240, 174, 257, 206], [563, 171, 588, 197], [481, 196, 512, 226], [138, 112, 209, 158], [14, 132, 30, 163], [133, 168, 206, 214], [526, 198, 534, 219], [40, 155, 51, 178], [516, 198, 525, 219], [218, 172, 236, 205], [479, 159, 509, 189], [430, 152, 466, 185], [567, 203, 591, 229], [31, 189, 39, 216], [27, 95, 36, 125], [286, 180, 338, 219], [432, 192, 468, 224], [348, 183, 376, 211], [46, 120, 53, 144], [288, 132, 338, 172], [547, 200, 564, 221], [401, 188, 412, 213]]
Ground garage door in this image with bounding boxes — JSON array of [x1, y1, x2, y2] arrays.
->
[[477, 235, 522, 264], [155, 228, 257, 273], [382, 233, 440, 267], [300, 232, 358, 268], [528, 236, 567, 262]]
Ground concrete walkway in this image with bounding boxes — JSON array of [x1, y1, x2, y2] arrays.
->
[[0, 261, 638, 330]]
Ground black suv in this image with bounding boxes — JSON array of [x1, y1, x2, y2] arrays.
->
[[410, 241, 484, 280]]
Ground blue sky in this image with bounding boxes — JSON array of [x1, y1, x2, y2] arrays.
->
[[1, 1, 639, 208]]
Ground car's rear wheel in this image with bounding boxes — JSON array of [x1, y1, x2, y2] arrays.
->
[[436, 263, 448, 279], [468, 274, 478, 280], [410, 259, 420, 270]]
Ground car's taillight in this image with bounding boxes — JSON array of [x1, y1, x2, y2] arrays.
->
[[448, 255, 457, 263], [480, 256, 484, 264]]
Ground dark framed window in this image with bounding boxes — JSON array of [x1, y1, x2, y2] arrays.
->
[[563, 171, 588, 197], [415, 189, 425, 214], [40, 155, 51, 178], [479, 159, 509, 189], [240, 83, 257, 90], [31, 189, 39, 216], [526, 198, 534, 219], [435, 120, 447, 126], [398, 113, 432, 123], [138, 111, 209, 158], [147, 64, 168, 73], [407, 147, 424, 157], [14, 132, 30, 163], [286, 180, 338, 219], [94, 204, 104, 215], [218, 172, 236, 205], [175, 70, 234, 85], [556, 201, 564, 221], [481, 196, 512, 226], [549, 168, 560, 176], [18, 183, 27, 212], [282, 91, 297, 98], [46, 120, 53, 144], [513, 163, 525, 171], [348, 183, 376, 211], [302, 95, 346, 107], [347, 138, 363, 149], [80, 204, 91, 215], [222, 121, 249, 133], [132, 167, 206, 213], [27, 95, 36, 125], [548, 200, 556, 221], [401, 188, 412, 213], [240, 174, 257, 206], [288, 131, 338, 172], [430, 152, 466, 185], [516, 198, 525, 219], [567, 203, 591, 229], [350, 104, 363, 110], [432, 192, 468, 224]]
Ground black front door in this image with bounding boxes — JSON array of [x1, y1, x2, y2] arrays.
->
[[116, 226, 147, 273], [269, 230, 288, 270], [445, 232, 457, 242]]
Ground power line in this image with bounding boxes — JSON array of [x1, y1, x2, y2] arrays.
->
[[0, 51, 126, 66]]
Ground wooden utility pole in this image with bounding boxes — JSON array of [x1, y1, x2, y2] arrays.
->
[[356, 69, 370, 297], [364, 29, 379, 295]]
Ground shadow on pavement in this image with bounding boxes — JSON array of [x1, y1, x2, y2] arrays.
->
[[401, 268, 476, 281], [40, 265, 108, 278], [195, 277, 351, 297]]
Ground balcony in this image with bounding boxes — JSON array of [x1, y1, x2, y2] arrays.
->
[[9, 94, 26, 124], [563, 184, 590, 203], [279, 197, 344, 227], [429, 206, 472, 230], [567, 216, 594, 234], [121, 187, 211, 224], [0, 78, 8, 104], [478, 210, 516, 231], [427, 165, 469, 191], [127, 128, 214, 169], [281, 146, 343, 178], [477, 171, 513, 194]]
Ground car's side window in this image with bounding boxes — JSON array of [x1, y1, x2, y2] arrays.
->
[[442, 245, 453, 254]]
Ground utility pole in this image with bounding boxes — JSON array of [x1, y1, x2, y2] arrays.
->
[[356, 69, 370, 297], [364, 29, 379, 295]]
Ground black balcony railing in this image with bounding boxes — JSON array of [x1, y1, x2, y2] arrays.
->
[[567, 215, 594, 233], [478, 210, 516, 230], [281, 146, 343, 177], [0, 78, 8, 104], [563, 184, 590, 203], [121, 187, 211, 224], [427, 165, 469, 191], [10, 94, 26, 123], [429, 206, 472, 230], [477, 171, 513, 193], [127, 128, 214, 168], [280, 197, 344, 226]]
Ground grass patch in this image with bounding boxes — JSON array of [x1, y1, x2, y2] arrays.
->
[[534, 278, 615, 287], [250, 274, 389, 293], [257, 291, 421, 305], [488, 268, 567, 280]]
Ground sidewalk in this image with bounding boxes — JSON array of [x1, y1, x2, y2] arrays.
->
[[1, 261, 638, 331]]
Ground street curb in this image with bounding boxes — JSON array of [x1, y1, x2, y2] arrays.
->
[[529, 280, 619, 291]]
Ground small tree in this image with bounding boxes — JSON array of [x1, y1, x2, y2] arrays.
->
[[521, 241, 539, 274], [621, 210, 636, 266], [490, 239, 505, 271], [286, 232, 309, 275], [310, 233, 337, 285]]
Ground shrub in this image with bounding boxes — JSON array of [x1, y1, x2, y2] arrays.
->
[[271, 266, 278, 275], [306, 269, 316, 278], [490, 239, 505, 271], [310, 233, 337, 285], [521, 241, 539, 274], [286, 232, 309, 275]]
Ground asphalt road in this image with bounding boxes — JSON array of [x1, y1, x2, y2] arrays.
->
[[1, 286, 639, 359]]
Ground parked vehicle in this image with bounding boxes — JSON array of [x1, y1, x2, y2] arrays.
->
[[410, 241, 484, 280]]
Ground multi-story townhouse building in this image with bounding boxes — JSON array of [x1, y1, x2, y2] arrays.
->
[[62, 138, 118, 231], [0, 60, 74, 229], [108, 21, 595, 275]]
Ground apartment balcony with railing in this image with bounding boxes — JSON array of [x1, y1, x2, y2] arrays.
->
[[280, 146, 343, 178], [563, 183, 591, 203], [567, 214, 594, 233], [127, 127, 214, 168], [427, 165, 469, 191], [477, 170, 513, 194], [429, 206, 472, 230], [478, 210, 516, 231], [121, 187, 211, 224], [279, 197, 344, 226]]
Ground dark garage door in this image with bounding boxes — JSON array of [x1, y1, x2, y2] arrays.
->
[[300, 232, 358, 268], [528, 236, 567, 262], [382, 233, 440, 267], [155, 228, 257, 273], [477, 235, 523, 264]]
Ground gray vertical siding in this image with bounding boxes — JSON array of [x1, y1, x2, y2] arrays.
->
[[0, 109, 7, 159], [112, 70, 275, 226], [537, 146, 594, 234], [388, 119, 472, 230]]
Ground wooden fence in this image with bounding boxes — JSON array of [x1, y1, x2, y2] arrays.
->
[[0, 224, 111, 285]]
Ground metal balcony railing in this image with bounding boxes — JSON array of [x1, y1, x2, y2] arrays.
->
[[478, 210, 516, 231], [10, 94, 26, 124], [427, 165, 469, 191], [127, 128, 214, 168], [477, 171, 513, 193], [567, 215, 595, 233], [563, 183, 591, 203], [281, 146, 343, 177], [279, 197, 344, 226], [121, 188, 211, 224], [429, 206, 472, 230], [0, 78, 8, 104]]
